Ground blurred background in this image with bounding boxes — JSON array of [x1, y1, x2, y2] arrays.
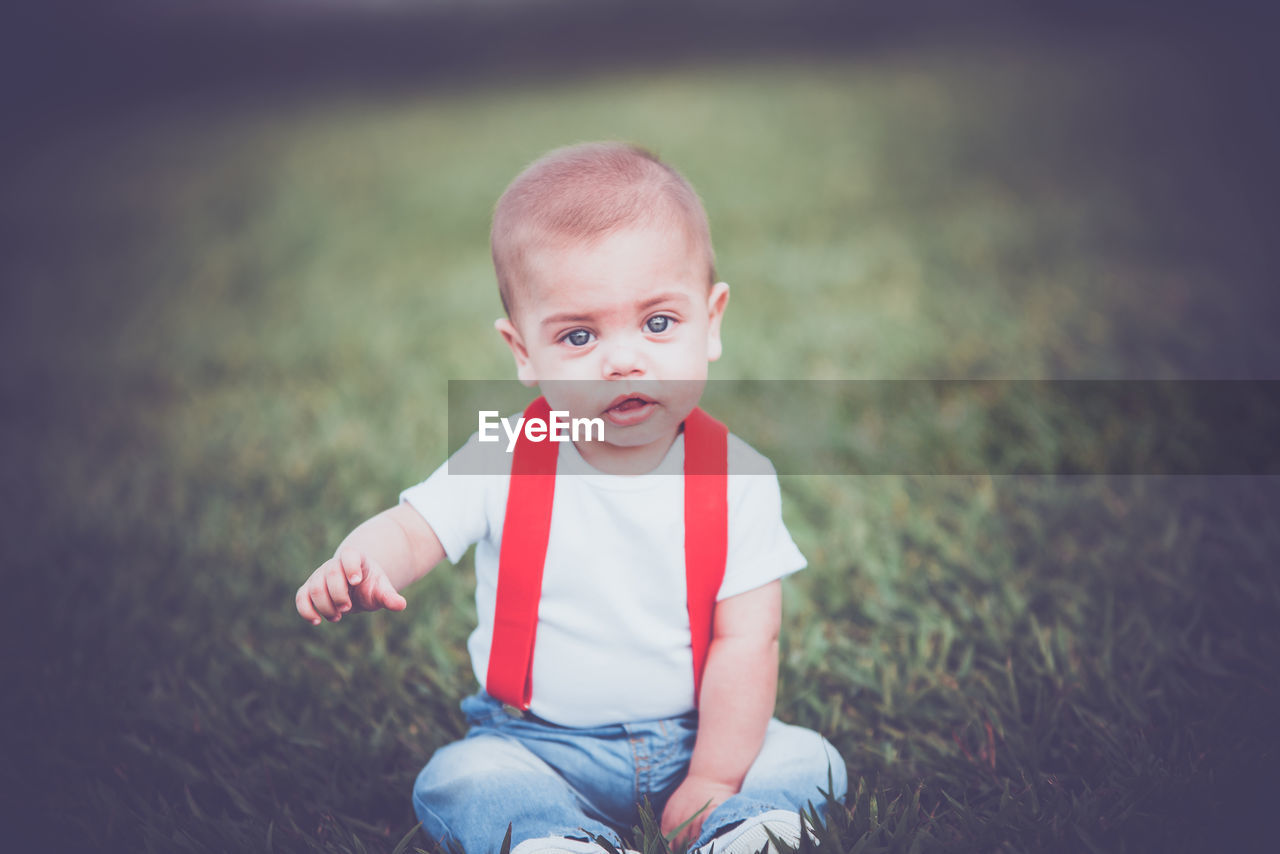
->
[[4, 1, 1279, 851]]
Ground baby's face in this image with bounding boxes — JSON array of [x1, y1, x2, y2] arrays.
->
[[496, 223, 729, 470]]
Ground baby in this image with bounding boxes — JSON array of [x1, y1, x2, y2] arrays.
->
[[296, 143, 847, 854]]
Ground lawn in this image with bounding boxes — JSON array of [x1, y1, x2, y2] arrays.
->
[[4, 32, 1278, 853]]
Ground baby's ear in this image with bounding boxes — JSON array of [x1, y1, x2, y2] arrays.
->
[[494, 318, 538, 387], [705, 281, 730, 362]]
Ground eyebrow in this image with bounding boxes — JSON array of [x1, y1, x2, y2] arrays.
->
[[539, 292, 693, 328]]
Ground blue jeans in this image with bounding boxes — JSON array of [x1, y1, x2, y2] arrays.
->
[[412, 691, 848, 854]]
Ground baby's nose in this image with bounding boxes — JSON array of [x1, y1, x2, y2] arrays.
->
[[600, 339, 646, 378]]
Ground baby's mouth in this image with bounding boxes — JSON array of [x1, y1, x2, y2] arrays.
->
[[603, 394, 658, 426]]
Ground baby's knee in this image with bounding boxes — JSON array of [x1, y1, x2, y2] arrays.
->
[[753, 721, 849, 801], [412, 735, 606, 852], [817, 734, 848, 800], [790, 725, 848, 800], [415, 737, 536, 807]]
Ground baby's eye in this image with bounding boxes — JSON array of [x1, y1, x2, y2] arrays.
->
[[645, 315, 674, 334], [562, 329, 594, 347]]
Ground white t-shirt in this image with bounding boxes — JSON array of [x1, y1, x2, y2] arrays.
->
[[400, 429, 806, 728]]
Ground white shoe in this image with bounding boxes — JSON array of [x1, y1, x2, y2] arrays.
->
[[510, 837, 637, 854], [692, 810, 807, 854]]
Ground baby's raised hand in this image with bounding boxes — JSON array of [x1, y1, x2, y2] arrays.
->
[[296, 548, 408, 625]]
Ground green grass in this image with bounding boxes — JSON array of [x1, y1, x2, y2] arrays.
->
[[4, 35, 1278, 852]]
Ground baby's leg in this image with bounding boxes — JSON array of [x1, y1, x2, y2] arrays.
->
[[691, 720, 847, 849], [413, 733, 620, 854]]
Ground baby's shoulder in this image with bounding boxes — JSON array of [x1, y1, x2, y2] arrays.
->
[[445, 429, 517, 478], [725, 431, 781, 478]]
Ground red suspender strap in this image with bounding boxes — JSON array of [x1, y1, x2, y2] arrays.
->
[[682, 407, 729, 705], [486, 400, 729, 711], [486, 396, 557, 709]]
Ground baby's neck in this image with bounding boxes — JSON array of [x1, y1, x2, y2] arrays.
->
[[572, 430, 681, 475]]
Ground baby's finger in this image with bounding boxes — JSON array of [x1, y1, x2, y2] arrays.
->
[[338, 548, 366, 586], [296, 586, 323, 625], [324, 563, 352, 615], [355, 556, 393, 611], [308, 582, 338, 621], [377, 575, 407, 611]]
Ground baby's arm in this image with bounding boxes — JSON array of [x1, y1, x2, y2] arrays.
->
[[295, 504, 446, 625], [661, 579, 782, 843]]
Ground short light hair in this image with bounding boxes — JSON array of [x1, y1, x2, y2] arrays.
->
[[491, 142, 716, 317]]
